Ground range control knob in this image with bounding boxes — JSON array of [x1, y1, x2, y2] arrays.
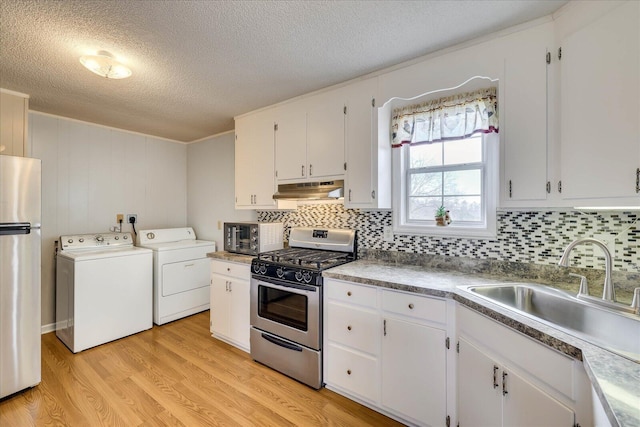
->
[[78, 238, 84, 243], [114, 236, 119, 240], [252, 263, 261, 274], [276, 267, 285, 278], [259, 264, 267, 274], [294, 271, 303, 282], [302, 271, 312, 283]]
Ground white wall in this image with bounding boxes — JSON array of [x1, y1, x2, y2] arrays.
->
[[187, 132, 256, 249], [30, 112, 188, 328]]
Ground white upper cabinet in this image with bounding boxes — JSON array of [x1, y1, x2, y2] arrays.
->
[[275, 89, 345, 183], [274, 99, 307, 182], [0, 89, 29, 157], [557, 1, 640, 206], [307, 89, 346, 179], [234, 108, 277, 209], [344, 77, 392, 209], [500, 21, 554, 206]]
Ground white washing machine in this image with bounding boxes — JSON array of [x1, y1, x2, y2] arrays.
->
[[137, 227, 215, 325], [55, 232, 152, 353]]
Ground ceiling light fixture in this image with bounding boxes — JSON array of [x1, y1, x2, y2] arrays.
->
[[79, 50, 132, 79]]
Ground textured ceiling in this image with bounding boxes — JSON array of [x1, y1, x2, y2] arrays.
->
[[1, 1, 567, 142]]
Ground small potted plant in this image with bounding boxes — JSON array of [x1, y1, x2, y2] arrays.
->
[[435, 205, 451, 226]]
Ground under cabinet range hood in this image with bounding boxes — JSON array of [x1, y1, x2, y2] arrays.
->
[[273, 180, 344, 200]]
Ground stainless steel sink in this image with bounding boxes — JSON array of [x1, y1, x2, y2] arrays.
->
[[462, 283, 640, 363]]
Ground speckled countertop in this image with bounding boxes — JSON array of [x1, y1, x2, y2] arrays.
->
[[324, 260, 640, 427], [207, 251, 254, 264]]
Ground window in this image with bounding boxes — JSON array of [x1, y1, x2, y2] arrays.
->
[[391, 86, 498, 238]]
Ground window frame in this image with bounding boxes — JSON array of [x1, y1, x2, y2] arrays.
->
[[392, 132, 498, 239]]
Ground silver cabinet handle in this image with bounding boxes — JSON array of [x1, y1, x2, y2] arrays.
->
[[493, 366, 499, 389], [309, 164, 313, 176], [502, 372, 508, 395], [509, 180, 512, 198], [636, 168, 639, 193], [301, 165, 305, 177], [349, 189, 352, 201], [371, 190, 375, 199]]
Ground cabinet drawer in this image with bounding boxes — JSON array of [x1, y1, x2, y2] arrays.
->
[[210, 260, 250, 280], [382, 290, 446, 323], [325, 343, 379, 403], [325, 279, 378, 308], [326, 302, 379, 354]]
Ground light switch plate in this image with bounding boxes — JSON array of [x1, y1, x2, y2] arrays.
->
[[383, 226, 394, 242]]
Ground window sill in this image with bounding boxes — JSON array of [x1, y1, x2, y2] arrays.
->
[[392, 223, 497, 240]]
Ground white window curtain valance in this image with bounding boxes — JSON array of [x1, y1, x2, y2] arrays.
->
[[391, 87, 498, 147]]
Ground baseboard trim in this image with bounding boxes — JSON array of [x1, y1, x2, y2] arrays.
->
[[41, 323, 56, 334]]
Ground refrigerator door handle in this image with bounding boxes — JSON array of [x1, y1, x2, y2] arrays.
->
[[0, 223, 31, 235]]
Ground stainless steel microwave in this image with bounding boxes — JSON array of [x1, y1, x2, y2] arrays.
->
[[223, 222, 284, 255]]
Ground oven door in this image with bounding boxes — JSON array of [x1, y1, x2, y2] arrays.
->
[[250, 277, 320, 350]]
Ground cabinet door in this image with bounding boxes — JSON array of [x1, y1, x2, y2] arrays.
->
[[307, 89, 345, 179], [210, 273, 230, 336], [457, 338, 502, 427], [344, 78, 376, 207], [501, 22, 553, 205], [275, 101, 307, 182], [234, 109, 277, 209], [502, 368, 575, 427], [560, 1, 640, 202], [228, 278, 250, 350], [381, 317, 447, 426]]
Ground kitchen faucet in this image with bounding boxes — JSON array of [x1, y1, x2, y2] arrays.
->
[[558, 237, 615, 302]]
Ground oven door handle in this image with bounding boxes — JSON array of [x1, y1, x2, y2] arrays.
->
[[252, 277, 317, 293], [261, 333, 303, 352]]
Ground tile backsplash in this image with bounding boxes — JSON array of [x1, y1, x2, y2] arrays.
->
[[258, 204, 639, 273]]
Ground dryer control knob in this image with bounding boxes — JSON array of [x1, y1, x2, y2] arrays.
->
[[67, 239, 73, 244], [146, 232, 155, 239], [123, 235, 128, 239], [96, 236, 104, 242], [79, 238, 84, 243]]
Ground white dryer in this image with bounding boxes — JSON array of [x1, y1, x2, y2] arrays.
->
[[55, 232, 152, 353], [137, 227, 215, 325]]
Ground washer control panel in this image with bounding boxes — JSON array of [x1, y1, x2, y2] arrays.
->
[[59, 232, 133, 251]]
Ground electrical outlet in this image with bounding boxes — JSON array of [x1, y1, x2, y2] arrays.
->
[[217, 220, 222, 230], [116, 214, 124, 222], [593, 233, 616, 258], [383, 226, 394, 242], [127, 214, 137, 224]]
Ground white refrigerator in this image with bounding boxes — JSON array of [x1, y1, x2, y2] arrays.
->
[[0, 155, 41, 398]]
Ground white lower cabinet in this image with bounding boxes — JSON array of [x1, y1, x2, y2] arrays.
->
[[381, 318, 447, 426], [324, 278, 450, 426], [457, 305, 587, 427], [458, 338, 574, 427], [210, 260, 250, 352]]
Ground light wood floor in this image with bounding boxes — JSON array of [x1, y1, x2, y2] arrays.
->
[[0, 311, 402, 426]]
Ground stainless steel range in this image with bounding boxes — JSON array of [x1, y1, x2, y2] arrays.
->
[[250, 227, 357, 389]]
